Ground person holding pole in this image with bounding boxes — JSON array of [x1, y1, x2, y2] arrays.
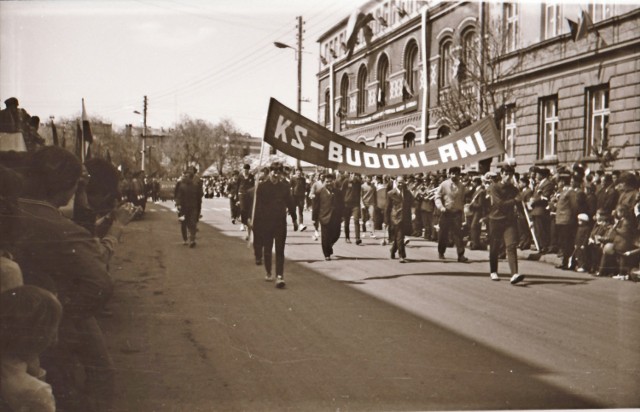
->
[[486, 164, 525, 284]]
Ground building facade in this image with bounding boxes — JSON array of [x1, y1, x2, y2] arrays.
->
[[316, 1, 639, 174]]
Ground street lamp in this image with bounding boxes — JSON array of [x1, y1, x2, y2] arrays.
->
[[274, 38, 302, 169]]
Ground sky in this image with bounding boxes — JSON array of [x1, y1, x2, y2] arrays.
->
[[0, 0, 365, 137]]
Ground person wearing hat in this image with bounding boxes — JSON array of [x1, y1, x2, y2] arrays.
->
[[554, 171, 587, 270], [234, 163, 255, 234], [312, 172, 344, 260], [253, 162, 298, 288], [175, 166, 203, 247], [0, 97, 31, 134], [434, 166, 469, 262], [529, 167, 555, 253]]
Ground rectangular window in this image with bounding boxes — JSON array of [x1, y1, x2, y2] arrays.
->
[[503, 105, 517, 159], [589, 0, 611, 22], [505, 2, 519, 52], [586, 85, 610, 157], [544, 2, 561, 39], [539, 96, 558, 159]]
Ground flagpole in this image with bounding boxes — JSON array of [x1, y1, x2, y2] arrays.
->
[[420, 6, 429, 144], [248, 138, 267, 247]]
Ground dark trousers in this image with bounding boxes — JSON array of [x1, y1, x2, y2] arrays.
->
[[389, 222, 407, 258], [321, 213, 342, 258], [489, 218, 519, 275], [532, 213, 550, 251], [469, 212, 484, 249], [262, 222, 287, 277], [180, 210, 199, 242], [420, 210, 434, 240], [437, 210, 466, 257], [238, 193, 251, 225], [252, 228, 264, 261], [343, 204, 361, 241], [294, 196, 305, 224], [230, 197, 240, 220], [518, 214, 533, 249], [556, 222, 577, 267]]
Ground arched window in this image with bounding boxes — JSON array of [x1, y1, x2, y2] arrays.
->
[[437, 125, 451, 139], [377, 54, 389, 108], [403, 132, 416, 148], [439, 38, 453, 89], [340, 74, 349, 118], [324, 89, 331, 126], [461, 29, 478, 81], [357, 65, 368, 115], [404, 40, 419, 100]]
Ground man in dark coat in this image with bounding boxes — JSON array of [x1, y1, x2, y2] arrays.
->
[[530, 167, 556, 253], [312, 172, 343, 260], [384, 175, 414, 263], [253, 162, 298, 288], [235, 164, 255, 231], [174, 166, 203, 247]]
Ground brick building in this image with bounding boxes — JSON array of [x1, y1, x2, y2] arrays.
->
[[316, 1, 639, 174]]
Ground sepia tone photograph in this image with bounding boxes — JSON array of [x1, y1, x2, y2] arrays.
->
[[1, 0, 639, 411]]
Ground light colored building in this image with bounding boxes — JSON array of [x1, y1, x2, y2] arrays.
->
[[317, 1, 639, 174]]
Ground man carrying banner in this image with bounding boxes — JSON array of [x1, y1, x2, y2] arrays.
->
[[253, 162, 298, 288], [434, 166, 469, 262]]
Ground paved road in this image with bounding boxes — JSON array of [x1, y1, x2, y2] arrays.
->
[[101, 197, 639, 411]]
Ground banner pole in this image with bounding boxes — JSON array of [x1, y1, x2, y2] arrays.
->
[[248, 138, 267, 247]]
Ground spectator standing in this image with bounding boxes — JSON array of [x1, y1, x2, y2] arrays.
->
[[235, 164, 255, 232], [290, 168, 308, 232], [341, 172, 363, 245], [554, 172, 587, 270], [530, 167, 555, 253], [360, 175, 377, 238]]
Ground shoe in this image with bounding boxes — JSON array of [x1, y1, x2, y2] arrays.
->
[[399, 257, 407, 263], [510, 274, 525, 285], [439, 253, 445, 259], [231, 218, 236, 224], [490, 272, 500, 281], [355, 239, 362, 245], [275, 276, 286, 288], [390, 251, 396, 260], [404, 239, 410, 245], [345, 238, 352, 244], [576, 267, 586, 273], [189, 241, 196, 248], [255, 258, 262, 266], [458, 256, 469, 263], [265, 273, 273, 282], [299, 224, 307, 232], [312, 233, 318, 241], [240, 224, 245, 231], [381, 239, 387, 246], [325, 256, 331, 261], [612, 274, 629, 280]]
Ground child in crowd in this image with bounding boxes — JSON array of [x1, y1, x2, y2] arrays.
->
[[1, 285, 63, 412]]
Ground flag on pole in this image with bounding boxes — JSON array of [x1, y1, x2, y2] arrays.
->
[[566, 18, 579, 41], [81, 98, 93, 144], [75, 121, 83, 159], [574, 10, 592, 41], [345, 8, 374, 59]]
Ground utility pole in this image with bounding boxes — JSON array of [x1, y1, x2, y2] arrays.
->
[[296, 16, 303, 169], [141, 95, 148, 172]]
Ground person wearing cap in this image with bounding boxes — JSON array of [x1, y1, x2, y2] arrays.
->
[[253, 163, 298, 288], [312, 172, 344, 260], [554, 172, 587, 270], [486, 165, 525, 284], [530, 167, 555, 253], [175, 166, 203, 247], [434, 166, 469, 262]]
